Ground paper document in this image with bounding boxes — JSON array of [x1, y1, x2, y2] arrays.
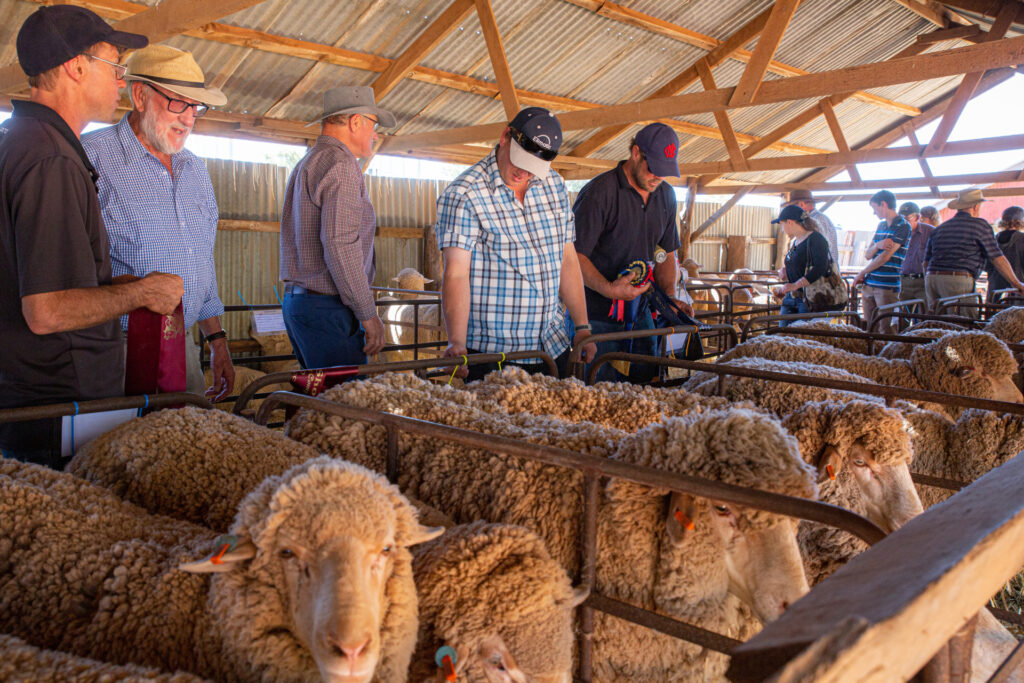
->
[[61, 408, 138, 457], [252, 309, 287, 335]]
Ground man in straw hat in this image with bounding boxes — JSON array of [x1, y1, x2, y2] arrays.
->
[[1, 6, 183, 467], [784, 189, 839, 265], [434, 106, 596, 382], [924, 188, 1024, 315], [84, 45, 234, 400], [279, 86, 395, 368]]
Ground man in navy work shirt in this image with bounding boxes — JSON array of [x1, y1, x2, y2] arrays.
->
[[0, 6, 182, 468], [572, 122, 693, 383], [853, 190, 910, 334], [84, 45, 235, 400], [924, 189, 1024, 316]]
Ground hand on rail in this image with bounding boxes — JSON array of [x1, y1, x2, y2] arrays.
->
[[852, 272, 867, 287], [771, 285, 787, 301], [605, 273, 650, 301], [362, 315, 386, 357], [573, 329, 597, 363], [668, 297, 694, 318], [443, 342, 470, 378]]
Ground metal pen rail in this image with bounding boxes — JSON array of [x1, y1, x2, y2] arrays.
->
[[867, 298, 927, 333], [766, 325, 1024, 357], [0, 392, 212, 424], [252, 390, 886, 680], [232, 351, 558, 416], [740, 312, 864, 341]]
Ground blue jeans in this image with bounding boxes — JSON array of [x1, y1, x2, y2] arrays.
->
[[282, 293, 367, 369], [779, 293, 808, 327], [566, 310, 657, 383]]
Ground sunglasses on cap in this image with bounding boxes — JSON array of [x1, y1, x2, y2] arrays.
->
[[509, 126, 558, 161]]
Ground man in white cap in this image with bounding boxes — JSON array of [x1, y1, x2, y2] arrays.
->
[[279, 86, 395, 368], [83, 45, 234, 399], [2, 6, 182, 467], [434, 106, 596, 381], [924, 188, 1024, 315]]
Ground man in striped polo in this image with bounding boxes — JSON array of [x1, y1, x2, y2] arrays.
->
[[852, 190, 910, 334], [924, 189, 1024, 317]]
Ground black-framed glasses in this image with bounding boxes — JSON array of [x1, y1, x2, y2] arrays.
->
[[145, 83, 210, 118], [84, 53, 127, 80], [361, 114, 379, 131], [508, 126, 558, 161]]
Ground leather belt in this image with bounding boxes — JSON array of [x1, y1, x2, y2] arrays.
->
[[284, 284, 334, 296], [901, 273, 924, 279], [927, 270, 973, 278]]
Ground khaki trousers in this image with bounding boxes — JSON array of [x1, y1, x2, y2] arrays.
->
[[861, 285, 899, 334], [925, 273, 976, 318]]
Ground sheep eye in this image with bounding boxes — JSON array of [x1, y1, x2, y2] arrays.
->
[[380, 545, 392, 556], [278, 548, 295, 559], [489, 654, 506, 671], [853, 459, 866, 467], [713, 504, 730, 515]]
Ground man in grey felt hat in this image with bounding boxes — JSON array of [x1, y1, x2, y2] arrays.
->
[[279, 86, 397, 368], [84, 45, 235, 400]]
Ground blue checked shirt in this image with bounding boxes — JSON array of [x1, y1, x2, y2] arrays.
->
[[83, 116, 223, 330], [435, 150, 574, 357]]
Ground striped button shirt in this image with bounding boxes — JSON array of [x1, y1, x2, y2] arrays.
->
[[280, 135, 376, 321], [435, 150, 574, 357], [925, 211, 1003, 278], [83, 116, 223, 330], [864, 216, 911, 290]]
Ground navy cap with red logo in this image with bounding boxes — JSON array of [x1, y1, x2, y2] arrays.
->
[[634, 122, 680, 178]]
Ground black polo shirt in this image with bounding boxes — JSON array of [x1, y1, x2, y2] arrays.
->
[[573, 161, 681, 322], [0, 101, 124, 451]]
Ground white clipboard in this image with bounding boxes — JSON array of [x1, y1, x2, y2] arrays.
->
[[61, 408, 138, 457]]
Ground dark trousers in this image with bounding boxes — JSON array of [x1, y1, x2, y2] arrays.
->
[[1, 447, 64, 470], [282, 292, 367, 369], [779, 293, 809, 326], [564, 309, 657, 383]]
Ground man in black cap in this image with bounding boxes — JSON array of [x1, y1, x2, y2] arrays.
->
[[0, 6, 183, 467], [896, 201, 934, 309], [435, 106, 596, 381], [571, 122, 692, 382]]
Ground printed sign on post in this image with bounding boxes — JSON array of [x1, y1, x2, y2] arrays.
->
[[252, 310, 287, 335]]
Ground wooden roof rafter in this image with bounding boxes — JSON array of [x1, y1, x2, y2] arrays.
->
[[728, 0, 801, 108]]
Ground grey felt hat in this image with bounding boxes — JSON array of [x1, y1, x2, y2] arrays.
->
[[308, 85, 396, 128]]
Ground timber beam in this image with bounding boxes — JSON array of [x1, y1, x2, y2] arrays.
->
[[700, 169, 1024, 193]]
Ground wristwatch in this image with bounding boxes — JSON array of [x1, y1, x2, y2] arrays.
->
[[574, 323, 593, 332], [204, 330, 227, 343]]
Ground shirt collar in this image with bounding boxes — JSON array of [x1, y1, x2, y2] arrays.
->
[[115, 113, 197, 171], [316, 134, 355, 160], [12, 100, 98, 187]]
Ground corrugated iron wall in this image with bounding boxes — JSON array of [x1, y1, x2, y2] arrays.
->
[[204, 158, 774, 337]]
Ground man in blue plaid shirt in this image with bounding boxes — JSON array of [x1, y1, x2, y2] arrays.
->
[[435, 107, 596, 381], [84, 46, 234, 399]]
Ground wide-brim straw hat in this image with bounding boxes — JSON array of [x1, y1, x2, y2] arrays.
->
[[126, 45, 226, 107], [948, 188, 989, 211], [306, 85, 396, 128]]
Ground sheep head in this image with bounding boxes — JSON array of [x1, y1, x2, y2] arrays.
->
[[190, 457, 443, 683], [392, 268, 434, 299], [782, 401, 922, 534], [984, 306, 1024, 344], [910, 331, 1023, 407], [681, 258, 702, 278], [618, 409, 816, 624], [415, 522, 585, 683]]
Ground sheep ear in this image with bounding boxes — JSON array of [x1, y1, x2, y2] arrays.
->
[[422, 277, 434, 284], [817, 445, 843, 482], [408, 524, 446, 546], [391, 276, 401, 283], [666, 492, 697, 546], [179, 537, 257, 574], [564, 585, 590, 608]]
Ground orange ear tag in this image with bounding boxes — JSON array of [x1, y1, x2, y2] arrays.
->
[[435, 646, 457, 682], [674, 509, 695, 531], [826, 465, 836, 481]]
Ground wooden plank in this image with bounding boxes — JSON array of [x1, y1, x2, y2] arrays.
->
[[696, 59, 748, 170], [916, 24, 984, 43], [925, 3, 1016, 154], [726, 235, 750, 272], [888, 0, 952, 27], [474, 0, 520, 118], [819, 99, 862, 186], [378, 226, 426, 239], [679, 178, 697, 260], [728, 0, 801, 107], [940, 0, 1024, 24], [0, 0, 264, 92], [691, 189, 750, 241], [703, 168, 1024, 193], [727, 452, 1024, 682], [903, 126, 939, 195], [382, 34, 1024, 153], [371, 0, 475, 100], [218, 219, 279, 233]]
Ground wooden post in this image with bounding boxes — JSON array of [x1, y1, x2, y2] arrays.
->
[[726, 235, 750, 272], [423, 224, 444, 291], [679, 178, 697, 260]]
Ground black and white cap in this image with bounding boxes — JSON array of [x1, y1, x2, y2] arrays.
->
[[507, 107, 562, 178]]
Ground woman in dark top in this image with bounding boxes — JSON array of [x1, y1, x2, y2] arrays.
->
[[771, 204, 832, 326], [985, 206, 1024, 302]]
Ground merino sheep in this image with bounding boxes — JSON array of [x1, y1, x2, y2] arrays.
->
[[1, 457, 441, 683], [877, 327, 950, 360], [0, 633, 206, 682], [68, 406, 320, 530], [710, 331, 1023, 415], [410, 521, 586, 683], [775, 319, 871, 355], [286, 372, 817, 681], [379, 268, 445, 362], [984, 306, 1024, 345], [681, 258, 719, 314]]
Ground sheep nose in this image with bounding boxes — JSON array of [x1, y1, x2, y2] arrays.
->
[[781, 601, 790, 611], [334, 634, 370, 661]]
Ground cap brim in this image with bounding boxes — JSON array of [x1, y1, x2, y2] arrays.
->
[[770, 218, 782, 224], [645, 157, 680, 178], [129, 76, 226, 106], [509, 137, 552, 178], [105, 29, 148, 50], [306, 105, 397, 129]]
